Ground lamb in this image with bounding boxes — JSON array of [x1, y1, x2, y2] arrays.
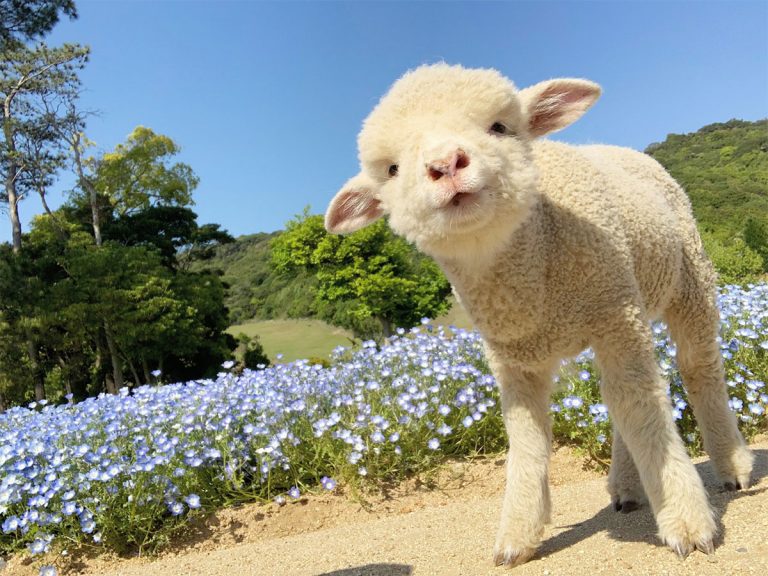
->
[[323, 63, 754, 567]]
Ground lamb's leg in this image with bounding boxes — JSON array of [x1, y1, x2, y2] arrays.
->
[[665, 290, 754, 490], [594, 320, 716, 557], [486, 352, 554, 567], [608, 426, 646, 512]]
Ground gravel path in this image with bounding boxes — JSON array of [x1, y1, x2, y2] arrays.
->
[[84, 439, 768, 576]]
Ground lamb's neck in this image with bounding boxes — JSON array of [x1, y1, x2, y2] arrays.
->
[[436, 200, 548, 340]]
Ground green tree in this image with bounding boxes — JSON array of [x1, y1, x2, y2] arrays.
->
[[95, 126, 198, 217], [271, 212, 452, 339], [1, 41, 89, 251], [0, 0, 77, 48]]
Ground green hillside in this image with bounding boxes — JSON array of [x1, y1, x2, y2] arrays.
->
[[192, 231, 317, 324], [646, 119, 768, 244]]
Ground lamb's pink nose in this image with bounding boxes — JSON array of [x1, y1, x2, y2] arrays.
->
[[427, 150, 470, 181]]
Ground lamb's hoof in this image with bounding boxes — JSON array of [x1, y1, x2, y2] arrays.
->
[[613, 499, 640, 514], [719, 445, 754, 491], [493, 545, 536, 568], [668, 537, 715, 559]]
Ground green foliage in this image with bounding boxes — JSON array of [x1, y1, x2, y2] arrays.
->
[[646, 119, 768, 282], [743, 217, 768, 273], [271, 213, 452, 339], [0, 127, 234, 408], [0, 0, 77, 48], [190, 232, 318, 324], [236, 333, 270, 370], [702, 234, 764, 285], [95, 126, 199, 216]]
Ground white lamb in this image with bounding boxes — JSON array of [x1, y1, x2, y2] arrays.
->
[[323, 64, 754, 567]]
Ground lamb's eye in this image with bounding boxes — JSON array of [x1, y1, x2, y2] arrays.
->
[[490, 122, 508, 135], [388, 164, 399, 177]]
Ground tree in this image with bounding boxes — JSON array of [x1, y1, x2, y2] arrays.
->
[[1, 41, 89, 252], [271, 212, 452, 339], [94, 126, 198, 217], [0, 0, 77, 48]]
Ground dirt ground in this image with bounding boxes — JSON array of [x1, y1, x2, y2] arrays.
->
[[3, 437, 767, 576]]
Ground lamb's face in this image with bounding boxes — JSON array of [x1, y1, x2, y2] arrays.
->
[[325, 64, 601, 261], [357, 66, 538, 259]]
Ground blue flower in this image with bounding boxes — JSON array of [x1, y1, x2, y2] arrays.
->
[[185, 494, 201, 509], [168, 501, 184, 516], [321, 477, 336, 490]]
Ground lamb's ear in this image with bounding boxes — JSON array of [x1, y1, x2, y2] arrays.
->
[[324, 173, 384, 234], [518, 79, 601, 138]]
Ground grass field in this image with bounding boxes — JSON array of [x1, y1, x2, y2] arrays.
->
[[228, 299, 475, 363], [227, 318, 357, 363]]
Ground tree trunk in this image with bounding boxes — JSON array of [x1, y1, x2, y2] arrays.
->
[[25, 331, 45, 401], [141, 356, 151, 384], [57, 355, 73, 398], [379, 317, 393, 339], [71, 132, 103, 246], [3, 96, 23, 253], [103, 321, 123, 394], [127, 357, 141, 387]]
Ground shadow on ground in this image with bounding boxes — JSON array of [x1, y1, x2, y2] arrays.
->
[[536, 448, 768, 560], [316, 564, 413, 576]]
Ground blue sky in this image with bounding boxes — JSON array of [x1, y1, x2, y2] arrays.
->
[[3, 0, 767, 240]]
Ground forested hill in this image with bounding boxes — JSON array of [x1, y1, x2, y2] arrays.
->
[[194, 232, 317, 324], [206, 119, 767, 323], [645, 119, 768, 243]]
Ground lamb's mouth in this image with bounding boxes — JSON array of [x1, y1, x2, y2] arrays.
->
[[450, 192, 472, 206]]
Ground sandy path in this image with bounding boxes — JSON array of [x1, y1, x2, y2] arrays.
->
[[5, 440, 767, 576]]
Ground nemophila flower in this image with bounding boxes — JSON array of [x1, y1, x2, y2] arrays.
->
[[28, 534, 52, 554], [185, 494, 201, 509], [749, 403, 765, 416], [221, 360, 235, 370], [168, 501, 184, 516], [3, 516, 19, 533], [321, 477, 337, 490], [0, 283, 763, 559], [39, 567, 57, 576]]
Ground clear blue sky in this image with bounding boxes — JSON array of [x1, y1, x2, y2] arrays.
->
[[4, 0, 767, 240]]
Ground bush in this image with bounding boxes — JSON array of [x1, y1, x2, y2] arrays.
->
[[235, 333, 270, 370], [703, 234, 764, 285]]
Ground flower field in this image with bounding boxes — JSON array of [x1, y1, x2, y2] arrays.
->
[[1, 283, 766, 575]]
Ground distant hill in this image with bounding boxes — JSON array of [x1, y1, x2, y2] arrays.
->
[[202, 119, 767, 324], [191, 232, 317, 324], [645, 119, 768, 243]]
